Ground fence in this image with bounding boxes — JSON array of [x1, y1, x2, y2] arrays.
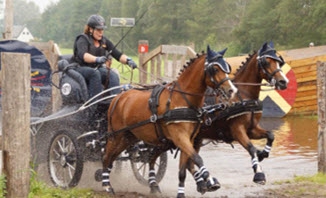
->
[[138, 44, 196, 84]]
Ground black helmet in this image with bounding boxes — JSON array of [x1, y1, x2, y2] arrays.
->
[[87, 14, 107, 29]]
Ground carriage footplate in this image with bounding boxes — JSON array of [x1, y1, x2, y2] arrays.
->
[[77, 131, 107, 152]]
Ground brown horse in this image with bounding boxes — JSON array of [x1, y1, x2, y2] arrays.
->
[[101, 46, 238, 197], [144, 41, 289, 195], [189, 41, 289, 190]]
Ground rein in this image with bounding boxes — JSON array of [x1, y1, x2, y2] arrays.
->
[[166, 84, 217, 97]]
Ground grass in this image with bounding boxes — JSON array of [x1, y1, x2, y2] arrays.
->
[[293, 172, 326, 184], [0, 169, 108, 198], [269, 173, 326, 197]]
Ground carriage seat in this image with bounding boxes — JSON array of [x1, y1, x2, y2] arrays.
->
[[58, 55, 89, 105]]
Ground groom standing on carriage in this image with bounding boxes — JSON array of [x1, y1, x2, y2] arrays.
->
[[71, 14, 137, 98]]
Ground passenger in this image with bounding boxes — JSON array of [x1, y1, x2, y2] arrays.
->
[[71, 14, 137, 98]]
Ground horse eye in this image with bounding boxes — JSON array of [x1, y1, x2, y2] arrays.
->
[[279, 62, 285, 67]]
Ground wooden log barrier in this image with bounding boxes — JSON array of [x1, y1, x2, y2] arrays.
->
[[317, 61, 326, 173], [1, 52, 31, 197]]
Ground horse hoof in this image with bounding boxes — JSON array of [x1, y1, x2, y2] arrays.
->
[[150, 184, 161, 194], [104, 186, 115, 195], [253, 172, 266, 185], [196, 180, 207, 194], [177, 193, 185, 198], [206, 177, 221, 192]]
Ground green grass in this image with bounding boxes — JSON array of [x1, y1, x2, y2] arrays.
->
[[293, 172, 326, 184], [0, 170, 108, 198]]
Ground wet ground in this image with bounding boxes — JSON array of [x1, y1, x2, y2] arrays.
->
[[37, 116, 319, 197]]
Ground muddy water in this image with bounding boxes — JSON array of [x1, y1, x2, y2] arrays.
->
[[37, 116, 319, 198], [259, 116, 318, 158]]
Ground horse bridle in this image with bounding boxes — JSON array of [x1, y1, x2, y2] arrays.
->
[[204, 59, 232, 90], [257, 54, 285, 85]]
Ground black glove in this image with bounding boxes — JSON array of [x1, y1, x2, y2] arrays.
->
[[96, 56, 107, 64], [127, 58, 137, 69]]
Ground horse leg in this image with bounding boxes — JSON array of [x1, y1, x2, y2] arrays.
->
[[187, 138, 220, 193], [256, 130, 274, 162], [237, 133, 266, 185], [248, 125, 274, 162], [147, 148, 164, 194], [102, 133, 136, 194], [175, 137, 220, 196], [177, 152, 187, 198]]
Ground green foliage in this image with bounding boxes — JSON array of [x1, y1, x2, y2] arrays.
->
[[12, 0, 326, 57], [0, 175, 7, 198]]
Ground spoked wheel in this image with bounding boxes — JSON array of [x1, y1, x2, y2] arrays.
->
[[130, 143, 168, 186], [48, 130, 84, 188]]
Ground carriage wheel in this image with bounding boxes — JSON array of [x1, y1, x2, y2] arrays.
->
[[130, 146, 168, 186], [47, 130, 84, 188]]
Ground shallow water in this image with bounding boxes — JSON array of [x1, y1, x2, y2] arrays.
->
[[259, 116, 318, 158]]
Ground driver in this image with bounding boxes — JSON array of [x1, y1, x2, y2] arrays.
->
[[71, 14, 137, 98]]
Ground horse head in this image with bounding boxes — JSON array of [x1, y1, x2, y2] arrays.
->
[[257, 41, 289, 90], [205, 45, 238, 99]]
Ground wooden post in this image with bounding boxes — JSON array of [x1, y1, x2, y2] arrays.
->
[[317, 61, 326, 173], [3, 0, 13, 39], [1, 52, 31, 197], [138, 40, 149, 84]]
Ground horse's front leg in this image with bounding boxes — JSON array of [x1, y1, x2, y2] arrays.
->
[[248, 142, 266, 185], [179, 146, 220, 196], [188, 138, 220, 193], [249, 125, 275, 162], [256, 130, 274, 162], [147, 148, 163, 194], [177, 156, 187, 198]]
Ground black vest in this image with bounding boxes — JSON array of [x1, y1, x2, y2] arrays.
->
[[72, 34, 107, 68]]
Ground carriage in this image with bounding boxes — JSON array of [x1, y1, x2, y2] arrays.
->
[[29, 55, 169, 188]]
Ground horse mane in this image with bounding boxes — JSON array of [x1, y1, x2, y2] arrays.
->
[[233, 50, 257, 76], [177, 51, 206, 78]]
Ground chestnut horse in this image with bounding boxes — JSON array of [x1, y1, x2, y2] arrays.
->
[[189, 41, 289, 190], [144, 41, 289, 195], [101, 46, 238, 197]]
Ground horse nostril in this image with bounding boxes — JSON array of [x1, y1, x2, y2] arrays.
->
[[228, 89, 234, 96], [278, 80, 288, 90]]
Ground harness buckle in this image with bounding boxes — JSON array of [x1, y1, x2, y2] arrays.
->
[[150, 114, 158, 123], [204, 117, 212, 126]]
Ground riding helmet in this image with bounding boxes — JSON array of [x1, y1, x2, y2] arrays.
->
[[87, 14, 107, 29]]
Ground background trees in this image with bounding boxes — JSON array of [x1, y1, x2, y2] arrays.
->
[[6, 0, 326, 57]]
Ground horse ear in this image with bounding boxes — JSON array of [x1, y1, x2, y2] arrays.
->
[[259, 42, 268, 54], [207, 45, 211, 53], [218, 48, 228, 56], [269, 41, 275, 48], [207, 45, 214, 59]]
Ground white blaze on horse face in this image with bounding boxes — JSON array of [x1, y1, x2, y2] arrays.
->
[[226, 73, 238, 98], [277, 62, 289, 84]]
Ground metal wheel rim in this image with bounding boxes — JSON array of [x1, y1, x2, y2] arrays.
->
[[49, 134, 78, 188], [131, 151, 167, 185]]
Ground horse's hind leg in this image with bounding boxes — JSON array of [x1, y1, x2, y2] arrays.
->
[[102, 133, 137, 194]]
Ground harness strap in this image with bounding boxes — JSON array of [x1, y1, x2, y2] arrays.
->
[[149, 85, 167, 143]]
